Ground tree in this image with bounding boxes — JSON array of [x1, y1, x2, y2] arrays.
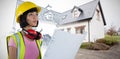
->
[[106, 26, 117, 36]]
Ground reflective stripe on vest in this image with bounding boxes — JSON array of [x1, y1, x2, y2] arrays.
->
[[6, 32, 42, 59]]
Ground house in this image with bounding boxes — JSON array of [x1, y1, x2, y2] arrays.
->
[[38, 0, 106, 42], [57, 0, 106, 42]]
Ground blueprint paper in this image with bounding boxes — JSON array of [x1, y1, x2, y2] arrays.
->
[[43, 30, 86, 59]]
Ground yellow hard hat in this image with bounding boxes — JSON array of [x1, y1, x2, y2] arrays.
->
[[16, 1, 41, 23]]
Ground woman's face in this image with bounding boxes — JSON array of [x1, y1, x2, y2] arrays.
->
[[26, 12, 38, 27]]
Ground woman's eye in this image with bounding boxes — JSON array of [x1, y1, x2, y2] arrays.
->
[[36, 14, 38, 16], [28, 12, 38, 17], [29, 14, 38, 16], [28, 13, 33, 16]]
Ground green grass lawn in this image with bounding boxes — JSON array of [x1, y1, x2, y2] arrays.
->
[[105, 35, 120, 42]]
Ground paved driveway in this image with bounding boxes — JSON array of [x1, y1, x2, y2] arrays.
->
[[75, 43, 120, 59]]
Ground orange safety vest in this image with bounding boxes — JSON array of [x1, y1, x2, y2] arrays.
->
[[6, 31, 42, 59]]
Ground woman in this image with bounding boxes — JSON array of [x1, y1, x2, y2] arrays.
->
[[6, 1, 42, 59]]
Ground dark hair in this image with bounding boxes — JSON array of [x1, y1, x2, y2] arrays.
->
[[19, 7, 38, 28]]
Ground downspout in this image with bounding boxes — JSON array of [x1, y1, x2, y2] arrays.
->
[[88, 20, 90, 42]]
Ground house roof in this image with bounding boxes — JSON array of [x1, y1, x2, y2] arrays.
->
[[39, 7, 62, 24], [58, 0, 106, 25]]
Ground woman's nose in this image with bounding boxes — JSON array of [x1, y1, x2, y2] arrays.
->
[[33, 14, 38, 19]]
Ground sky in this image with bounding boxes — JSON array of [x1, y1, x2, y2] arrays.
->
[[22, 0, 93, 13], [100, 0, 120, 30]]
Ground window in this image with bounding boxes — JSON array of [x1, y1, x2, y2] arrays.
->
[[72, 8, 81, 18], [62, 15, 67, 20], [75, 25, 85, 34], [67, 28, 71, 32], [44, 11, 54, 21]]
